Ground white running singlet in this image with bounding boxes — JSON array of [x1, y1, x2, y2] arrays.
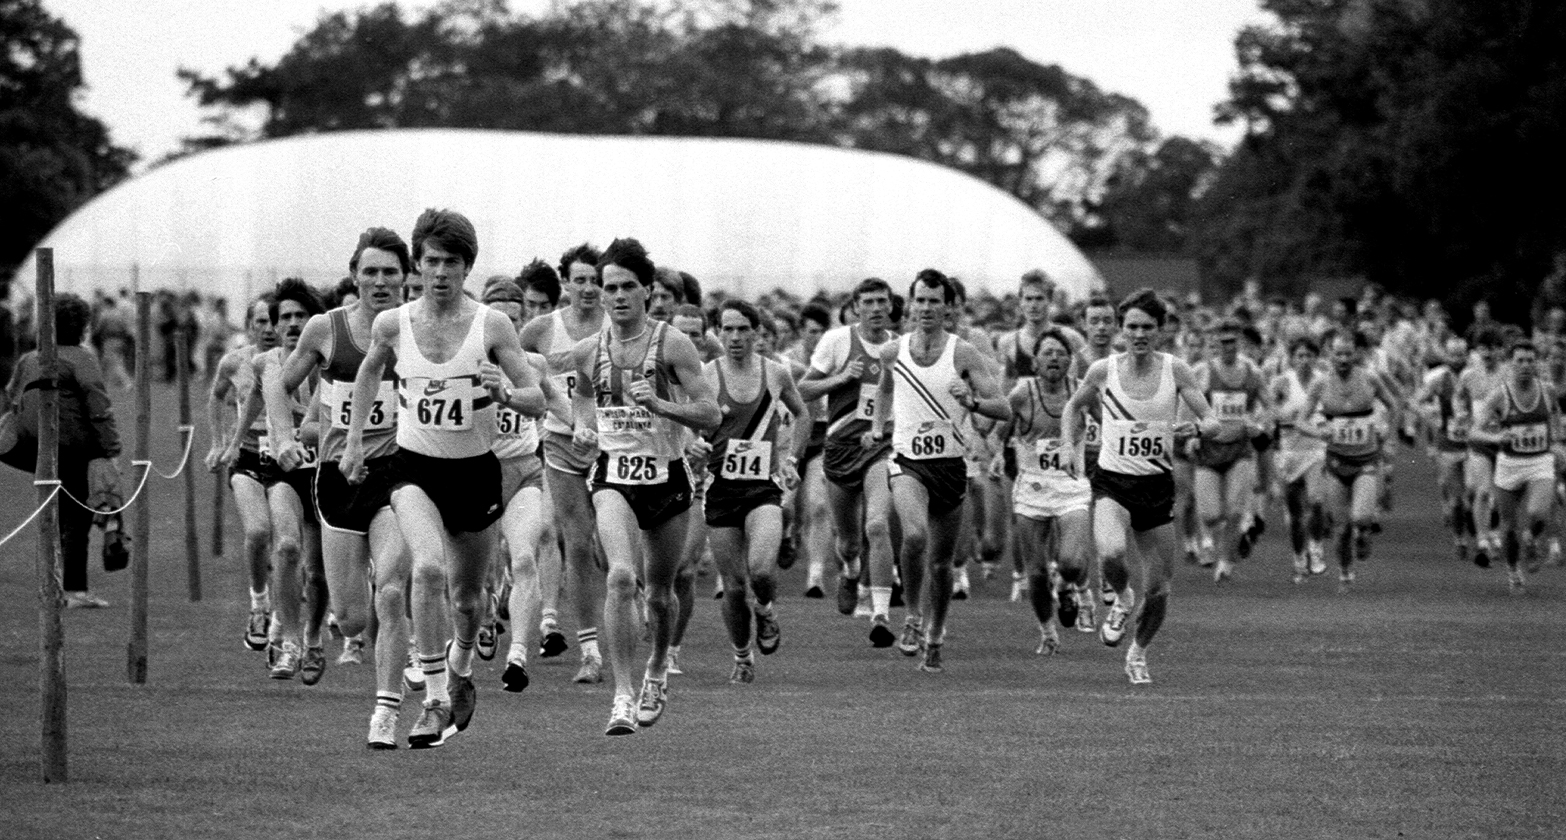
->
[[891, 333, 966, 460], [394, 304, 498, 459], [1096, 352, 1178, 476]]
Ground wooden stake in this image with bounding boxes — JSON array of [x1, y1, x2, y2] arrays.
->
[[34, 248, 67, 783], [177, 329, 200, 601], [128, 291, 151, 684]]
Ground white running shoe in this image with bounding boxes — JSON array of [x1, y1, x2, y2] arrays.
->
[[605, 694, 638, 736], [1307, 541, 1327, 575], [1074, 590, 1097, 633], [1009, 572, 1028, 603], [666, 649, 684, 676], [338, 635, 366, 665], [1035, 622, 1060, 656], [1214, 558, 1234, 583], [1197, 534, 1217, 567], [951, 566, 970, 600], [367, 706, 398, 750], [1124, 649, 1152, 685], [1292, 553, 1308, 584], [1100, 591, 1133, 647], [852, 588, 873, 618], [635, 677, 668, 727]]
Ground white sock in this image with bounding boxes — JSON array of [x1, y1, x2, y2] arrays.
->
[[250, 588, 269, 611], [870, 586, 892, 618]]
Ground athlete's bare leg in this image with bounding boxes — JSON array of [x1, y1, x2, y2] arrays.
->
[[547, 466, 605, 671], [265, 485, 307, 652], [502, 485, 547, 675], [229, 475, 273, 609], [319, 526, 372, 638], [799, 458, 831, 593], [368, 508, 410, 709]]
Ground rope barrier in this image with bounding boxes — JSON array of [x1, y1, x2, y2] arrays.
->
[[0, 486, 61, 551], [147, 425, 197, 480], [38, 459, 154, 517]]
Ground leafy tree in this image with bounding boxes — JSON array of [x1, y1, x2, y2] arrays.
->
[[1, 0, 134, 281], [1076, 135, 1222, 253]]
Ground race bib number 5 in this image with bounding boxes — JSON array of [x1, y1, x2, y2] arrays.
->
[[608, 454, 666, 485], [855, 383, 878, 421], [721, 439, 772, 480]]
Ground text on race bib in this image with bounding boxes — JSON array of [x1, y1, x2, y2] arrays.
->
[[1329, 417, 1373, 447], [258, 433, 317, 469], [608, 453, 666, 486], [329, 381, 395, 431], [1210, 391, 1250, 422], [597, 405, 655, 435], [553, 372, 577, 400], [855, 383, 879, 421], [1084, 416, 1101, 447], [497, 407, 531, 438], [1033, 438, 1071, 475], [1509, 422, 1549, 454], [1115, 430, 1166, 459], [905, 421, 956, 460], [721, 439, 773, 480]]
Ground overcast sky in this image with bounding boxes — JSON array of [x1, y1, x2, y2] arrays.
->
[[49, 0, 1270, 168]]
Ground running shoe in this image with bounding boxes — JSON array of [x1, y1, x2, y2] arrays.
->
[[539, 622, 569, 658], [1074, 593, 1096, 633], [852, 588, 872, 618], [1124, 650, 1152, 685], [635, 677, 668, 728], [1055, 585, 1079, 629], [1236, 529, 1255, 560], [1008, 572, 1028, 603], [979, 560, 998, 581], [1036, 622, 1059, 656], [729, 658, 756, 684], [338, 635, 365, 665], [755, 611, 781, 655], [299, 645, 327, 686], [1307, 541, 1327, 575], [605, 695, 637, 736], [897, 617, 923, 656], [269, 642, 301, 680], [1550, 538, 1564, 567], [573, 654, 603, 684], [501, 660, 530, 693], [835, 575, 858, 616], [1337, 569, 1356, 593], [1100, 579, 1116, 606], [869, 615, 896, 648], [407, 699, 453, 749], [449, 671, 476, 734], [476, 624, 498, 662], [918, 643, 943, 673], [951, 566, 970, 600], [1100, 594, 1131, 647], [1292, 553, 1308, 585], [666, 649, 684, 676], [1197, 534, 1216, 567], [1508, 569, 1526, 595], [1182, 537, 1200, 565], [803, 584, 824, 599], [1213, 558, 1234, 583], [403, 649, 426, 692], [244, 610, 270, 651], [1473, 545, 1491, 568], [366, 707, 398, 751]]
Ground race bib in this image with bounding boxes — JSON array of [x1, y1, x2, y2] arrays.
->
[[607, 453, 666, 486], [1033, 438, 1071, 475], [1113, 426, 1167, 459], [329, 380, 395, 431], [1084, 415, 1101, 448], [259, 433, 316, 469], [1509, 422, 1549, 454], [855, 383, 879, 421], [597, 405, 656, 435], [1211, 391, 1249, 422], [905, 420, 956, 460], [721, 439, 773, 481], [553, 371, 577, 400], [496, 407, 530, 439], [1329, 417, 1374, 447]]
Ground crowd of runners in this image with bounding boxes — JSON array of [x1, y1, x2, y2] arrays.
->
[[197, 208, 1564, 749]]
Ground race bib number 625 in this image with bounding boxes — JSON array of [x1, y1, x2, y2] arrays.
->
[[609, 454, 666, 485]]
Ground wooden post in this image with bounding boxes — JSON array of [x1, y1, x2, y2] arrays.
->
[[177, 329, 200, 601], [34, 248, 67, 782], [211, 466, 225, 558], [128, 292, 151, 684]]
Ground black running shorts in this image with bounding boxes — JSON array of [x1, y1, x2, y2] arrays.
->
[[1325, 451, 1380, 487], [1091, 468, 1175, 532], [314, 455, 397, 534], [888, 455, 968, 518], [823, 435, 891, 492], [228, 448, 285, 489], [279, 466, 318, 523], [703, 478, 783, 529], [802, 421, 827, 466], [387, 448, 504, 534], [590, 455, 693, 531]]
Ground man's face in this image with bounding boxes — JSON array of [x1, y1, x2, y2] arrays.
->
[[908, 283, 947, 332], [1513, 348, 1538, 384], [648, 282, 679, 322], [854, 291, 891, 332], [1478, 343, 1499, 367], [1443, 338, 1468, 367], [717, 309, 756, 361], [523, 289, 554, 323], [1018, 284, 1049, 324], [417, 241, 469, 303], [601, 265, 647, 325], [1085, 305, 1116, 347], [566, 261, 600, 309], [248, 301, 278, 349], [1331, 338, 1357, 374], [1213, 329, 1240, 363], [1033, 336, 1070, 384], [1121, 307, 1158, 355], [274, 299, 310, 351], [493, 301, 525, 333], [1290, 344, 1317, 372], [355, 247, 405, 312], [673, 314, 705, 346], [403, 273, 425, 302], [800, 319, 826, 353]]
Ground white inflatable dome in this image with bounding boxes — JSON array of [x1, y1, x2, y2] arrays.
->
[[19, 129, 1104, 302]]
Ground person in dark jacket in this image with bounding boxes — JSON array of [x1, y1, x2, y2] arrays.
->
[[2, 293, 124, 607]]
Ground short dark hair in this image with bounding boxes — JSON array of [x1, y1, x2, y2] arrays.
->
[[332, 276, 357, 305], [909, 268, 957, 305], [1474, 328, 1503, 349], [482, 279, 527, 305], [558, 243, 602, 282], [719, 299, 760, 330], [1510, 338, 1537, 357], [1083, 295, 1115, 316], [55, 293, 91, 346], [517, 259, 561, 306], [1118, 288, 1168, 326], [1030, 327, 1073, 357], [674, 303, 708, 331], [652, 266, 686, 301], [852, 277, 893, 304], [1288, 336, 1320, 356], [350, 226, 411, 275], [411, 208, 478, 268], [598, 238, 656, 286], [680, 271, 702, 307], [268, 277, 325, 323], [799, 302, 831, 330]]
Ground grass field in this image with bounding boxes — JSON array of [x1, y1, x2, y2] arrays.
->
[[1, 382, 1561, 839]]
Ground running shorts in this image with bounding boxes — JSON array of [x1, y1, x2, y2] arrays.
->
[[499, 452, 546, 506], [802, 421, 827, 466], [1013, 473, 1092, 520], [1278, 447, 1326, 486], [887, 455, 968, 518], [542, 429, 598, 476], [703, 478, 783, 529], [279, 466, 319, 523], [1091, 468, 1175, 532], [823, 435, 891, 492], [228, 448, 285, 488], [1494, 452, 1554, 493], [1324, 451, 1380, 486], [314, 455, 397, 534], [387, 448, 503, 534], [590, 455, 693, 531]]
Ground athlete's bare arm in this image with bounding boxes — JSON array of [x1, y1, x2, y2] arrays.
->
[[635, 330, 720, 433], [1061, 358, 1108, 452], [517, 315, 550, 355], [774, 360, 812, 478], [1469, 388, 1505, 445], [864, 342, 900, 447], [484, 309, 545, 418], [1366, 370, 1404, 434], [205, 350, 242, 471], [569, 336, 600, 448], [1172, 357, 1219, 438], [340, 309, 400, 484], [953, 340, 1011, 423], [798, 337, 860, 402], [224, 356, 267, 465]]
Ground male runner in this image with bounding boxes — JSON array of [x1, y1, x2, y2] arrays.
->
[[1270, 336, 1329, 581], [1456, 329, 1507, 566], [519, 243, 605, 681], [798, 279, 899, 645], [866, 269, 1010, 672], [1070, 294, 1116, 612], [1191, 319, 1269, 582], [995, 271, 1054, 600], [668, 302, 720, 672], [1471, 339, 1557, 592], [569, 238, 719, 735], [342, 209, 545, 748], [1062, 289, 1219, 685], [1000, 328, 1093, 655], [262, 228, 414, 745], [206, 296, 278, 652], [790, 302, 833, 598], [690, 300, 809, 683], [1412, 335, 1474, 562]]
